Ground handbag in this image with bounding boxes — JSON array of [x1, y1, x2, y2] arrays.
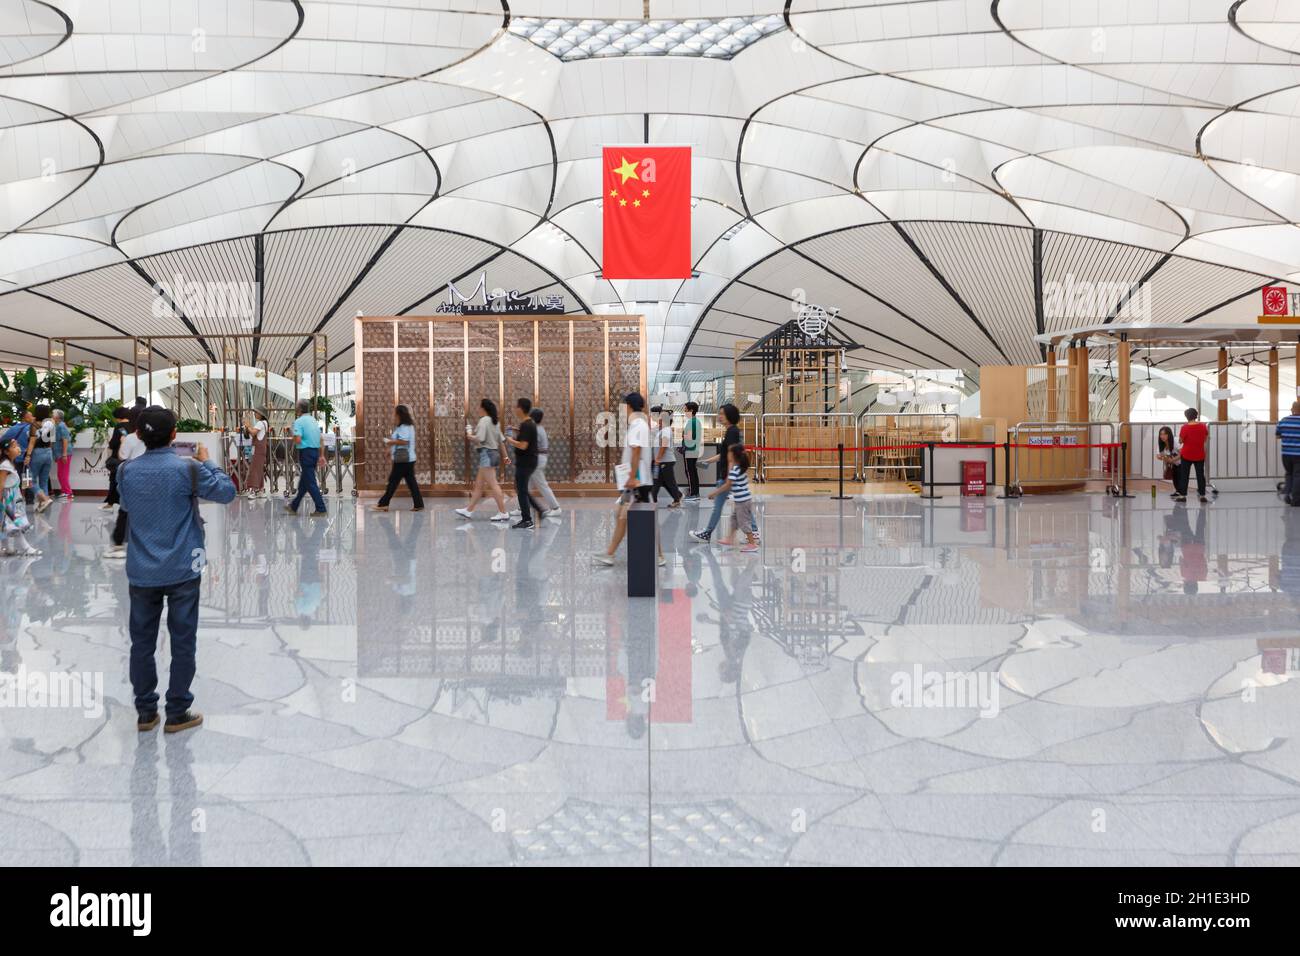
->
[[393, 445, 411, 464]]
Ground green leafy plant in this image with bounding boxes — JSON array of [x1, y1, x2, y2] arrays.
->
[[84, 402, 121, 447], [174, 418, 213, 433], [308, 395, 336, 426]]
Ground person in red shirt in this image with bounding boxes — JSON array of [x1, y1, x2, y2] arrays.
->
[[1175, 408, 1209, 502]]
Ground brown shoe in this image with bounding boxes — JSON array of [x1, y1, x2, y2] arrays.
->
[[164, 711, 203, 734], [137, 712, 160, 732], [371, 505, 389, 512]]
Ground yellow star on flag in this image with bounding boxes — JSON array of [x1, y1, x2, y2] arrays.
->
[[609, 189, 618, 198], [633, 199, 641, 207], [619, 198, 627, 206], [613, 156, 640, 185], [642, 189, 650, 198]]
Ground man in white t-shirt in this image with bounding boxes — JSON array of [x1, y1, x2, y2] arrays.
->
[[594, 392, 662, 567]]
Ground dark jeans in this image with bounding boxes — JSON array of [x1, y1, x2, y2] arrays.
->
[[515, 460, 537, 522], [378, 460, 423, 508], [128, 576, 201, 719], [112, 509, 128, 547], [684, 457, 700, 497], [1177, 458, 1206, 497], [105, 457, 121, 506], [1285, 455, 1300, 503], [291, 447, 326, 513], [654, 462, 682, 503]]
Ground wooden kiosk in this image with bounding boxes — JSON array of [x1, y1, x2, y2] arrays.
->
[[733, 316, 862, 481]]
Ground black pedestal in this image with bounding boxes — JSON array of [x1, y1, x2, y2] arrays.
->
[[627, 502, 657, 597]]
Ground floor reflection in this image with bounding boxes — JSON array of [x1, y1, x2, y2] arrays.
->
[[1, 492, 1298, 865]]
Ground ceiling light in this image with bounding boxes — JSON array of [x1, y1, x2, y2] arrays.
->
[[509, 16, 784, 62]]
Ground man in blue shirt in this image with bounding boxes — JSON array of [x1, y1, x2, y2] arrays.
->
[[1278, 401, 1300, 505], [118, 406, 236, 733], [286, 399, 327, 516]]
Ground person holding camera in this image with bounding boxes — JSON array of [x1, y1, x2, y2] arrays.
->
[[117, 406, 236, 733]]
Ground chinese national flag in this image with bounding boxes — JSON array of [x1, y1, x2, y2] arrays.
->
[[602, 146, 691, 279]]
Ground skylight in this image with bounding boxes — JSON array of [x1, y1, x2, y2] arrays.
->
[[508, 15, 785, 61]]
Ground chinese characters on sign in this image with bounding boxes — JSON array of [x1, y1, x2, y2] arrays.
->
[[435, 272, 565, 315]]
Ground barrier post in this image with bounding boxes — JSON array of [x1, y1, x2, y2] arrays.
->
[[921, 442, 941, 499], [1120, 442, 1134, 498], [832, 443, 852, 500], [997, 441, 1016, 499]]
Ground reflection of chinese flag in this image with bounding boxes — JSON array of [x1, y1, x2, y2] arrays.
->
[[1262, 285, 1289, 315], [602, 146, 691, 279]]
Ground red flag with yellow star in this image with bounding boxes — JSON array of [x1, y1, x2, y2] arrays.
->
[[602, 146, 691, 279]]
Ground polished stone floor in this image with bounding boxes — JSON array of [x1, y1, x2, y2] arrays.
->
[[2, 489, 1299, 866]]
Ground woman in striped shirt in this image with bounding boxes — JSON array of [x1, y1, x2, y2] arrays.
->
[[710, 445, 758, 552]]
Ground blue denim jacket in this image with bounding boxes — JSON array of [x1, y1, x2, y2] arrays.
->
[[118, 447, 237, 587]]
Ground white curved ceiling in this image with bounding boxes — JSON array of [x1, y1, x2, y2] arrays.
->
[[1, 0, 1298, 377]]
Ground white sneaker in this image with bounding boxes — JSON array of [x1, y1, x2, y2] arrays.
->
[[490, 512, 510, 522], [454, 507, 473, 519], [98, 502, 113, 511], [547, 506, 562, 516], [592, 553, 615, 566], [105, 546, 126, 559], [509, 509, 522, 517]]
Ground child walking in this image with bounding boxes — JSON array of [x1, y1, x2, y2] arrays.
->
[[709, 445, 758, 553], [1, 438, 40, 556]]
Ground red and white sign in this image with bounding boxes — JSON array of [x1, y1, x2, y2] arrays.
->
[[1262, 285, 1289, 316], [961, 460, 986, 497]]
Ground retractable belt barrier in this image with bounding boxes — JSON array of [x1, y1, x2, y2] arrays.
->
[[743, 440, 1132, 500]]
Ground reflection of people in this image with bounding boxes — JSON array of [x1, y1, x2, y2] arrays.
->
[[1174, 408, 1208, 503], [703, 547, 755, 685], [375, 510, 423, 620], [1281, 511, 1300, 601], [617, 602, 658, 739], [1166, 503, 1207, 595], [1277, 401, 1300, 506], [294, 516, 327, 628], [131, 733, 202, 866]]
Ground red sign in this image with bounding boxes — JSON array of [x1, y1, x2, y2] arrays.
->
[[602, 146, 692, 279], [1262, 285, 1289, 316], [961, 460, 986, 497]]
